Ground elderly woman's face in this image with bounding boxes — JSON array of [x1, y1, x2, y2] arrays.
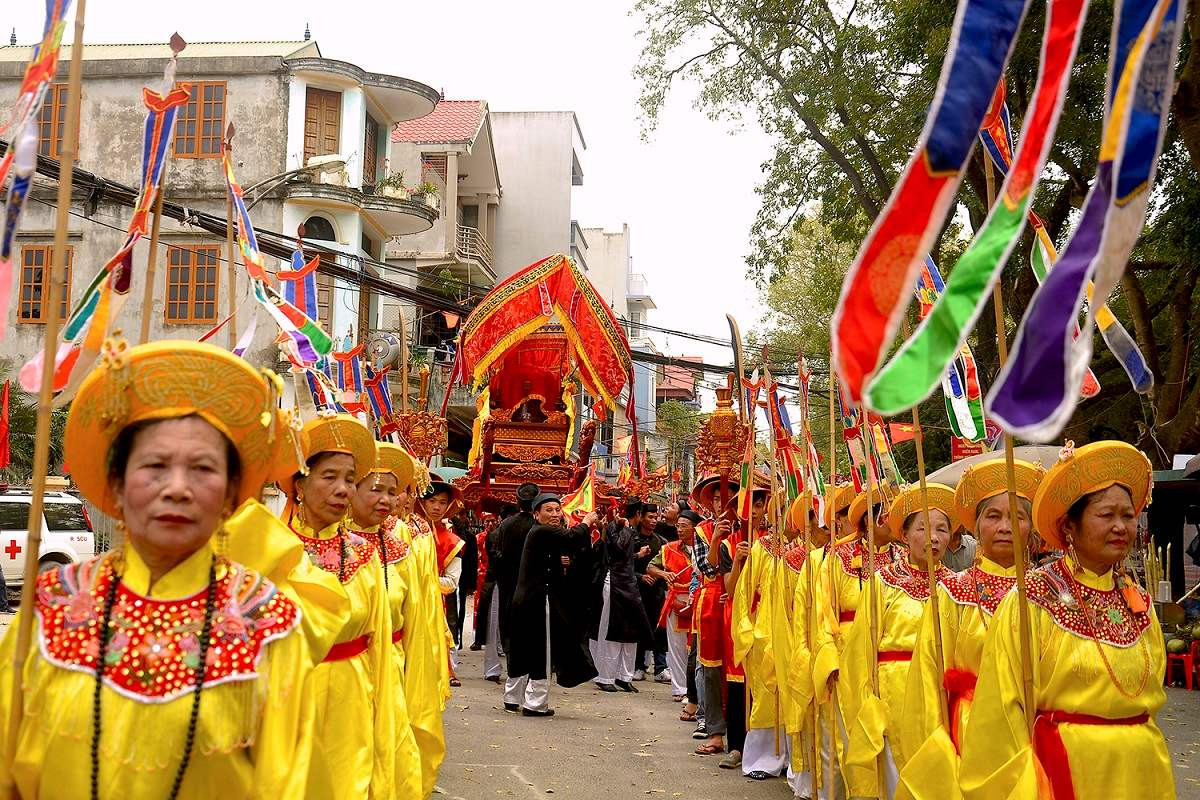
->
[[1063, 485, 1137, 571], [975, 494, 1031, 566], [297, 452, 357, 531], [116, 417, 234, 569], [353, 472, 399, 528]]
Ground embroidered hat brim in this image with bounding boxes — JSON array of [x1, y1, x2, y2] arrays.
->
[[370, 442, 415, 490], [65, 340, 288, 519], [278, 414, 376, 496], [953, 458, 1045, 533], [1032, 441, 1152, 551]]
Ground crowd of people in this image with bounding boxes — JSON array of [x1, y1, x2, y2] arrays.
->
[[470, 443, 1176, 800], [0, 337, 1178, 800]]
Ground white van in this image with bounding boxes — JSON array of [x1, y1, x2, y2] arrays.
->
[[0, 487, 96, 587]]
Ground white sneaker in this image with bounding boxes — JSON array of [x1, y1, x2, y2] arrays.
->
[[654, 669, 672, 683], [632, 669, 646, 681]]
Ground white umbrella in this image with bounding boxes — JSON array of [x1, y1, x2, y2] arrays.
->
[[927, 445, 1063, 487]]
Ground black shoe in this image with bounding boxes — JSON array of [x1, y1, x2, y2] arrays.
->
[[485, 675, 501, 683], [746, 771, 772, 781], [521, 707, 555, 717], [596, 682, 619, 692], [615, 680, 638, 693], [691, 724, 708, 740], [470, 643, 483, 651], [503, 703, 520, 713]]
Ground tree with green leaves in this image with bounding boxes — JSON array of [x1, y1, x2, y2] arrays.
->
[[656, 399, 705, 487]]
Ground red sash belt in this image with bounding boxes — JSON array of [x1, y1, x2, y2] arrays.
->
[[878, 649, 912, 662], [838, 610, 856, 623], [323, 634, 370, 663], [943, 668, 978, 753], [1034, 710, 1150, 800], [391, 629, 405, 644]]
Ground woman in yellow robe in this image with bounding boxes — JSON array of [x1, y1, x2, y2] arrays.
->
[[0, 340, 314, 799], [960, 441, 1174, 800], [840, 484, 953, 799], [393, 469, 450, 797], [897, 459, 1043, 800], [280, 415, 395, 800], [350, 442, 422, 798]]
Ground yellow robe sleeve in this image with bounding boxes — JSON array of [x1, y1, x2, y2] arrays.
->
[[730, 540, 763, 670], [363, 555, 397, 800], [250, 624, 318, 799], [224, 499, 350, 663], [896, 584, 962, 800], [0, 608, 28, 797], [810, 550, 843, 704], [789, 548, 821, 717], [837, 575, 888, 800]]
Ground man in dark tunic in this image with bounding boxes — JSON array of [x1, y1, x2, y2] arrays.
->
[[473, 506, 515, 682], [589, 500, 654, 692], [494, 483, 540, 654], [633, 503, 668, 681], [505, 493, 599, 716]]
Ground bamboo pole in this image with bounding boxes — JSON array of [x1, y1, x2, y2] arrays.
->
[[138, 172, 167, 344], [798, 359, 821, 796], [8, 0, 88, 749], [224, 122, 237, 349], [825, 356, 839, 795], [911, 401, 951, 729], [985, 155, 1036, 734], [761, 351, 782, 758], [864, 424, 886, 794]]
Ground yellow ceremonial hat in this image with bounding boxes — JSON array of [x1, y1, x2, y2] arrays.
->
[[691, 470, 770, 513], [821, 482, 857, 528], [65, 339, 290, 519], [954, 458, 1045, 533], [277, 413, 376, 496], [847, 482, 897, 532], [369, 442, 415, 489], [1032, 440, 1152, 551], [887, 483, 957, 540]]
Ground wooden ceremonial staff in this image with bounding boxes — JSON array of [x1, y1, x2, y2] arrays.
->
[[824, 354, 839, 797], [761, 349, 782, 758], [224, 121, 237, 348], [8, 0, 88, 748], [903, 316, 951, 730], [984, 157, 1036, 732], [863, 413, 886, 793], [797, 355, 822, 796]]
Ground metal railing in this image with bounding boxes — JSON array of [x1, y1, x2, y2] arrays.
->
[[628, 272, 650, 297], [455, 224, 494, 276]]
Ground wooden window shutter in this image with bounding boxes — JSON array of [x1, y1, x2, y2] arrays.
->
[[304, 88, 342, 165]]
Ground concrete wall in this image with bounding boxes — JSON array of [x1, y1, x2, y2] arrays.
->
[[490, 112, 580, 278], [0, 58, 292, 376], [580, 225, 630, 320]]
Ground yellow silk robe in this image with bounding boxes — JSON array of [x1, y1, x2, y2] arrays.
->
[[839, 558, 949, 799], [289, 517, 395, 800], [732, 537, 784, 731], [959, 557, 1173, 800], [395, 515, 450, 798], [896, 557, 1017, 800], [0, 545, 315, 799], [357, 523, 423, 799], [779, 541, 822, 776]]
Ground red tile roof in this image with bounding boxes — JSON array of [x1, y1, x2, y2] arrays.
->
[[392, 100, 485, 144]]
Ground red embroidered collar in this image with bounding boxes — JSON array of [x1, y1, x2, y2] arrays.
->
[[834, 539, 896, 578], [1026, 559, 1151, 647], [291, 525, 376, 584], [362, 527, 409, 566], [785, 545, 809, 573], [878, 559, 950, 601], [941, 566, 1017, 616], [35, 555, 299, 703]]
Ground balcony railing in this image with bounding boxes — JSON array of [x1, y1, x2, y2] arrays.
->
[[628, 272, 649, 297], [455, 224, 494, 277]]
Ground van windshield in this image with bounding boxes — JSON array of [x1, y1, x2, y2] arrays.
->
[[44, 503, 91, 532]]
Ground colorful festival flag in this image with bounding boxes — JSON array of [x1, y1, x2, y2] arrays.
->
[[831, 0, 1033, 404], [561, 465, 595, 524], [860, 0, 1092, 416], [278, 250, 321, 322], [990, 0, 1183, 438], [735, 380, 762, 522]]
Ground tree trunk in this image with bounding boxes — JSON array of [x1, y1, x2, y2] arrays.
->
[[1172, 3, 1200, 174]]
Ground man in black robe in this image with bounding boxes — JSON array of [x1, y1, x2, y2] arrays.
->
[[473, 505, 515, 682], [505, 493, 599, 716], [494, 483, 540, 654], [589, 500, 654, 692], [633, 503, 668, 681]]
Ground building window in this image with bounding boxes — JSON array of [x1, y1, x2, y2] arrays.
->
[[165, 245, 219, 323], [316, 264, 333, 329], [421, 153, 447, 183], [304, 88, 342, 164], [18, 245, 72, 323], [363, 114, 379, 188], [37, 84, 78, 159], [173, 82, 226, 158]]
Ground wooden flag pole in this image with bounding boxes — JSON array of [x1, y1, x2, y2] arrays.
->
[[8, 0, 88, 749], [797, 357, 822, 796], [985, 156, 1036, 734], [139, 172, 167, 344], [911, 401, 951, 729], [224, 122, 237, 349], [760, 349, 782, 758], [825, 356, 840, 795], [863, 421, 887, 794]]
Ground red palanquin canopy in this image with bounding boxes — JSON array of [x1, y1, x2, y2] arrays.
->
[[460, 253, 633, 410]]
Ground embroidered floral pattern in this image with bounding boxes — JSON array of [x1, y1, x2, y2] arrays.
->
[[294, 527, 376, 584], [367, 528, 410, 565], [784, 544, 809, 573], [941, 566, 1017, 615], [878, 558, 950, 601], [1027, 559, 1151, 647], [35, 555, 299, 702]]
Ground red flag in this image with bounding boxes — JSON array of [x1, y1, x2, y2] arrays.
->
[[0, 380, 10, 469], [888, 422, 915, 444]]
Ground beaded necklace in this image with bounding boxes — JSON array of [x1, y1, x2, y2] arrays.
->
[[1062, 566, 1151, 700], [375, 530, 388, 590], [89, 553, 218, 800]]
